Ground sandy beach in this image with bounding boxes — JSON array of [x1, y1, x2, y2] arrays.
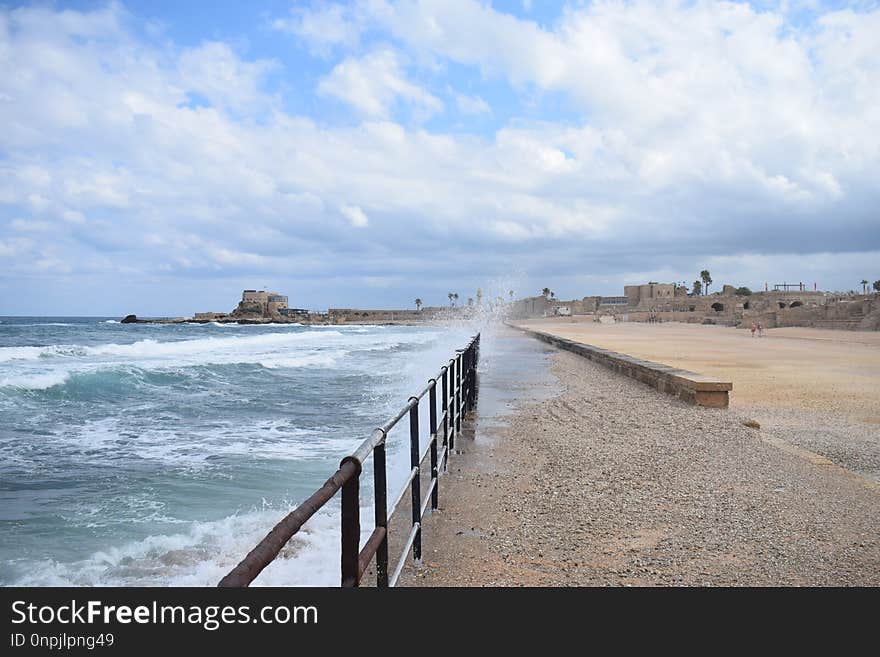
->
[[398, 326, 880, 587], [512, 319, 880, 480]]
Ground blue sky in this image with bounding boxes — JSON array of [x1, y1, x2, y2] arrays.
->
[[1, 0, 879, 316]]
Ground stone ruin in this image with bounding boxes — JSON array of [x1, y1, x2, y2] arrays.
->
[[508, 287, 880, 331]]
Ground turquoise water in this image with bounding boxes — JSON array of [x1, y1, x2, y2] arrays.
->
[[0, 317, 474, 585]]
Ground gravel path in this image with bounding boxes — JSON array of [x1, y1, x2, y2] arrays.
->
[[741, 404, 880, 482], [399, 340, 880, 586]]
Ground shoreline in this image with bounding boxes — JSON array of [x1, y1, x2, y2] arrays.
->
[[118, 316, 426, 326], [399, 327, 880, 586]]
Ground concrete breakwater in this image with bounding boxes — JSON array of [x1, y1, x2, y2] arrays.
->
[[511, 324, 732, 407]]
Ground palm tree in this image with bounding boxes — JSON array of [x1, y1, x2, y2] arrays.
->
[[414, 298, 422, 311], [692, 280, 702, 296], [508, 290, 514, 301], [542, 287, 551, 299], [700, 270, 712, 296], [861, 279, 869, 294], [448, 292, 455, 307], [453, 293, 459, 306]]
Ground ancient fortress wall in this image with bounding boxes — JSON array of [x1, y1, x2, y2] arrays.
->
[[508, 288, 879, 331]]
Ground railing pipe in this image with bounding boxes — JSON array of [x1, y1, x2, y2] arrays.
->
[[218, 459, 358, 587], [448, 358, 456, 450], [440, 365, 449, 464], [455, 352, 462, 434]]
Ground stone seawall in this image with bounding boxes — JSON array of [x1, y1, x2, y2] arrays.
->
[[512, 325, 732, 408]]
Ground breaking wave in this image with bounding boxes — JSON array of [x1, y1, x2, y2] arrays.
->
[[6, 506, 366, 586]]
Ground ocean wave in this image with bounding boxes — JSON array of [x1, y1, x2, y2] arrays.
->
[[0, 327, 433, 372], [259, 352, 344, 369], [0, 322, 480, 586], [6, 506, 364, 586], [0, 355, 343, 392], [0, 331, 344, 362], [49, 417, 359, 466], [84, 331, 340, 358], [0, 345, 46, 362], [9, 322, 80, 327], [0, 370, 71, 390], [0, 344, 89, 362]]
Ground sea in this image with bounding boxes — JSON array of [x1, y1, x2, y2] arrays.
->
[[0, 316, 481, 586]]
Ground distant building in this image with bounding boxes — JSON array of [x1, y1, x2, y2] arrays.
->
[[624, 283, 675, 306], [235, 290, 290, 318], [267, 294, 288, 314], [279, 308, 309, 319], [242, 290, 269, 304]]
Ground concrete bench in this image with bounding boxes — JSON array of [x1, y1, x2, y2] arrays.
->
[[520, 329, 732, 408]]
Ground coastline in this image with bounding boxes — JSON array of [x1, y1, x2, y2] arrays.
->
[[398, 325, 880, 586], [119, 317, 422, 326]]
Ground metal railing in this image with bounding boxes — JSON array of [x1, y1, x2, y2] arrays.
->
[[218, 333, 481, 588]]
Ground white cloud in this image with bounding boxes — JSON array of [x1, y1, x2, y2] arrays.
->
[[454, 92, 490, 115], [177, 41, 277, 114], [61, 210, 86, 224], [368, 0, 880, 205], [0, 2, 878, 312], [272, 3, 362, 56], [10, 218, 52, 232], [318, 48, 443, 119], [341, 204, 369, 228]]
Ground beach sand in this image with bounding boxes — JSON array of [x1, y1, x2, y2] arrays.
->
[[512, 319, 880, 480], [397, 325, 880, 586]]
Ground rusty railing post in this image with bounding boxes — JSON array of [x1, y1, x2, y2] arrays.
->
[[440, 365, 449, 468], [464, 345, 471, 411], [448, 358, 456, 451], [472, 336, 480, 407], [408, 398, 422, 562], [455, 352, 462, 434], [340, 458, 361, 587], [428, 379, 438, 510], [467, 342, 475, 411], [373, 441, 389, 587]]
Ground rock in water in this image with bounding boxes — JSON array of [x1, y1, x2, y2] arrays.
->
[[121, 314, 138, 324]]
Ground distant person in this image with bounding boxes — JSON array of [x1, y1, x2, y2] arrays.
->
[[758, 323, 764, 337], [750, 322, 757, 337]]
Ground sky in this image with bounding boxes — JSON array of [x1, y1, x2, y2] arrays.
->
[[1, 0, 879, 316]]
